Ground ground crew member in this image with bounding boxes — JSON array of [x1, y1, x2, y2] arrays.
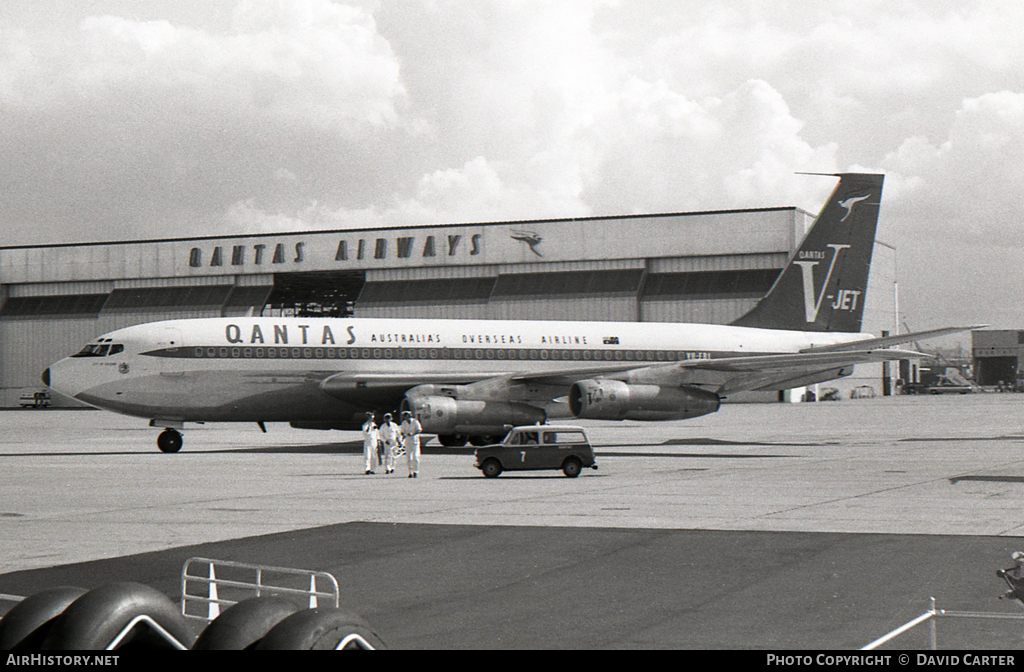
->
[[380, 413, 400, 474], [400, 410, 423, 478], [361, 412, 378, 475]]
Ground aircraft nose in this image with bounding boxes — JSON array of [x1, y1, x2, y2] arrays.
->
[[42, 367, 50, 387]]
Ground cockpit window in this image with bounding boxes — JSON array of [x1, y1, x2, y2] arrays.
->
[[70, 343, 123, 357]]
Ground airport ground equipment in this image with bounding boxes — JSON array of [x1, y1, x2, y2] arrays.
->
[[0, 587, 86, 650], [860, 552, 1024, 650], [474, 425, 597, 478], [17, 391, 50, 408], [181, 557, 384, 649], [0, 583, 192, 650], [0, 558, 385, 650]]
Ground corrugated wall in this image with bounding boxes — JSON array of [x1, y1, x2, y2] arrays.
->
[[640, 253, 786, 324], [0, 274, 273, 406], [0, 317, 101, 407], [640, 297, 762, 324], [486, 296, 638, 322]]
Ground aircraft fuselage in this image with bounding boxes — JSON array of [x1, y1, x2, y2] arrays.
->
[[46, 316, 871, 429]]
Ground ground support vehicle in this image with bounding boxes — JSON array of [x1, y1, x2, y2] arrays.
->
[[18, 391, 50, 408], [474, 425, 597, 478]]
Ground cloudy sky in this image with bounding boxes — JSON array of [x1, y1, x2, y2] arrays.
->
[[1, 0, 1022, 331]]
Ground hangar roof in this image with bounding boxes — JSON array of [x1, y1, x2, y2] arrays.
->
[[1, 207, 810, 285]]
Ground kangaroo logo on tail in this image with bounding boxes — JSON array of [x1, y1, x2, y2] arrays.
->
[[838, 193, 871, 222]]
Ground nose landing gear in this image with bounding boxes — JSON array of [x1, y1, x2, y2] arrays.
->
[[157, 428, 183, 453]]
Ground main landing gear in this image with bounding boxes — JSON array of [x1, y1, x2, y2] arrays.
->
[[435, 433, 508, 448], [156, 428, 183, 453]]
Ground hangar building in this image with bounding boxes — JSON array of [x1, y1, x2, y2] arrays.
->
[[0, 207, 896, 408], [972, 330, 1024, 389]]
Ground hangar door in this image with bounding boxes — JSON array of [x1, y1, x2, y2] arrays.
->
[[264, 271, 365, 318], [975, 356, 1017, 387]]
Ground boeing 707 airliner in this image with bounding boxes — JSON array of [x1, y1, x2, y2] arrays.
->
[[43, 173, 969, 452]]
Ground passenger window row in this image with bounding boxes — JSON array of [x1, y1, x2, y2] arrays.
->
[[185, 346, 707, 361]]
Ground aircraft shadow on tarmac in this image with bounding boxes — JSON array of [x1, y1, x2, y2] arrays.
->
[[950, 475, 1024, 484], [0, 437, 813, 458], [438, 474, 608, 480], [660, 437, 839, 447]]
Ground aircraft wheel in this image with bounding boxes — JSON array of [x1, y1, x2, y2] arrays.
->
[[192, 597, 299, 650], [156, 429, 183, 453], [562, 457, 582, 478], [255, 608, 386, 650], [437, 434, 468, 447], [481, 459, 502, 478], [0, 586, 87, 651], [40, 582, 193, 650], [469, 434, 505, 447]]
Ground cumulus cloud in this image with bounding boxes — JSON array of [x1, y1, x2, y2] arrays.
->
[[4, 0, 404, 130], [0, 0, 406, 238], [880, 91, 1024, 328]]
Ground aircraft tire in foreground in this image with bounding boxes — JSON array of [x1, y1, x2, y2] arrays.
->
[[255, 608, 387, 650], [437, 434, 468, 447], [0, 586, 87, 650], [39, 582, 193, 650], [156, 428, 183, 453], [192, 597, 300, 650]]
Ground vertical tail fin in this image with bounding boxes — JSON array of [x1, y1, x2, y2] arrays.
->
[[731, 173, 884, 332]]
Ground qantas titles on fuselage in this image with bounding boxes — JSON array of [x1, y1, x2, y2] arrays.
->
[[215, 321, 712, 358]]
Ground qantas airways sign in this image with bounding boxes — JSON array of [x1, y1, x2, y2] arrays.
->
[[185, 230, 511, 271]]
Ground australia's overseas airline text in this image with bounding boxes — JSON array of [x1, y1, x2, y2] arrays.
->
[[218, 323, 709, 359]]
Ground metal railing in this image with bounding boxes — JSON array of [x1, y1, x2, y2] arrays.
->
[[180, 557, 340, 621], [862, 597, 1024, 650]]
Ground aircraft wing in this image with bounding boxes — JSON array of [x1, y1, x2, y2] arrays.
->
[[511, 347, 926, 396], [799, 326, 982, 353], [322, 344, 932, 399], [671, 347, 925, 395]]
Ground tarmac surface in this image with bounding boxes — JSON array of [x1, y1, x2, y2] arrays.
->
[[3, 394, 1024, 648]]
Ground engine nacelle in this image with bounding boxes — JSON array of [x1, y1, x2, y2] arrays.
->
[[568, 379, 720, 421], [404, 394, 546, 435]]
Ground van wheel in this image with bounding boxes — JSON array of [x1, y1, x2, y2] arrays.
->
[[481, 459, 502, 478], [562, 458, 582, 478]]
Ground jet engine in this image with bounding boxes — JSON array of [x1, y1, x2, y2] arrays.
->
[[403, 394, 545, 435], [568, 379, 720, 421]]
